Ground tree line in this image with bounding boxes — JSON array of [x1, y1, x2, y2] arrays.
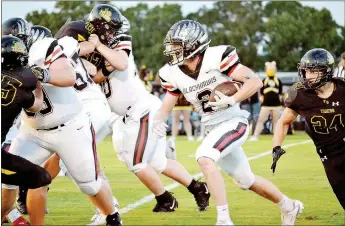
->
[[26, 1, 345, 74]]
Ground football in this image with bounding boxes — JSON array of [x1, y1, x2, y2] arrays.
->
[[209, 81, 242, 102]]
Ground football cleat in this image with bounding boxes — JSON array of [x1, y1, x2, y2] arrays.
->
[[152, 195, 178, 212], [281, 200, 304, 225], [89, 196, 119, 225], [193, 181, 210, 211], [106, 212, 122, 226], [216, 219, 234, 225]]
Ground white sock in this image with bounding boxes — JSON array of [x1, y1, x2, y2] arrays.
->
[[216, 205, 230, 222], [279, 195, 294, 213]]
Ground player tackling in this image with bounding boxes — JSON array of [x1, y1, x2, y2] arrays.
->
[[154, 19, 303, 225], [272, 48, 345, 210]]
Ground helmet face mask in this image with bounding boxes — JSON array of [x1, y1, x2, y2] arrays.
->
[[163, 20, 211, 66], [87, 4, 123, 47], [297, 48, 334, 90], [163, 40, 184, 66]]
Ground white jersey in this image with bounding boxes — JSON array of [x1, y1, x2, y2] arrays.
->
[[100, 54, 150, 116], [23, 38, 83, 129], [58, 36, 105, 102], [159, 45, 249, 126]]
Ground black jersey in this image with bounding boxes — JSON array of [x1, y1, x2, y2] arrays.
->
[[1, 69, 37, 143], [285, 78, 345, 155]]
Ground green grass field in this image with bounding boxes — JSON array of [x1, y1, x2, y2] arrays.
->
[[33, 132, 344, 225]]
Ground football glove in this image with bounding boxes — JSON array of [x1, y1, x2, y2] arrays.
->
[[30, 65, 51, 83], [271, 146, 286, 173], [152, 120, 169, 138], [208, 91, 237, 111]]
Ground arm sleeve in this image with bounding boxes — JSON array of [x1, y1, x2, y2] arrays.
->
[[219, 45, 241, 77], [21, 69, 38, 91], [284, 83, 301, 112], [21, 90, 35, 109]]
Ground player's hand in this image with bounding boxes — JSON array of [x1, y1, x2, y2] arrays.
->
[[152, 120, 169, 138], [208, 91, 237, 110], [88, 34, 102, 49], [271, 146, 286, 173], [30, 65, 51, 83], [81, 59, 97, 77]]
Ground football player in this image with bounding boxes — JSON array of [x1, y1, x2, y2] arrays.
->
[[154, 19, 303, 225], [1, 18, 122, 225], [1, 35, 51, 222], [272, 48, 345, 210], [83, 4, 210, 223], [12, 23, 120, 219]]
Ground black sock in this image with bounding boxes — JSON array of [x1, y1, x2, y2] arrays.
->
[[187, 179, 199, 194], [155, 190, 171, 203]]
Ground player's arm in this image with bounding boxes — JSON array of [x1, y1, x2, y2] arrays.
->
[[79, 41, 96, 56], [230, 65, 263, 103], [152, 73, 181, 137], [30, 39, 76, 87], [273, 107, 298, 147], [88, 34, 128, 71], [155, 93, 179, 122], [209, 46, 262, 107], [26, 82, 44, 112], [46, 57, 76, 87], [81, 58, 97, 77], [91, 60, 114, 83]]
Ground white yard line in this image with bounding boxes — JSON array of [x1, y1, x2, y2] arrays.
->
[[119, 140, 312, 214]]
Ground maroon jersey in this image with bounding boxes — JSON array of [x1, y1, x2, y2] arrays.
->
[[285, 78, 345, 155]]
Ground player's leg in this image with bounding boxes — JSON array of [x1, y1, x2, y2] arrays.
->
[[56, 114, 121, 225], [322, 153, 345, 210], [195, 119, 250, 224], [171, 109, 181, 141], [219, 141, 303, 224], [3, 126, 53, 225], [271, 107, 281, 133], [113, 114, 176, 212], [182, 109, 194, 141], [250, 106, 270, 141], [1, 149, 51, 222], [150, 138, 210, 211], [251, 102, 261, 135]]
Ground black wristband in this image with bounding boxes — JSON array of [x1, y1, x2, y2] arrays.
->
[[102, 65, 112, 77]]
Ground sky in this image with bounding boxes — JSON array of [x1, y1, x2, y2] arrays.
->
[[1, 1, 344, 27]]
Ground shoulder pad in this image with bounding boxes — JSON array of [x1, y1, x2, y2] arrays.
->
[[58, 36, 79, 57], [284, 82, 302, 108], [29, 38, 64, 69]]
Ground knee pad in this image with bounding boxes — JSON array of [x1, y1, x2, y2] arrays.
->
[[232, 171, 255, 190], [78, 177, 102, 196], [132, 162, 148, 174], [151, 156, 167, 173], [195, 145, 220, 163]]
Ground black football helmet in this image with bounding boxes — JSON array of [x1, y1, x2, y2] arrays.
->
[[163, 20, 211, 66], [87, 4, 124, 47], [1, 35, 28, 71], [29, 25, 52, 47], [55, 20, 91, 42], [297, 48, 335, 89], [2, 18, 31, 48]]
